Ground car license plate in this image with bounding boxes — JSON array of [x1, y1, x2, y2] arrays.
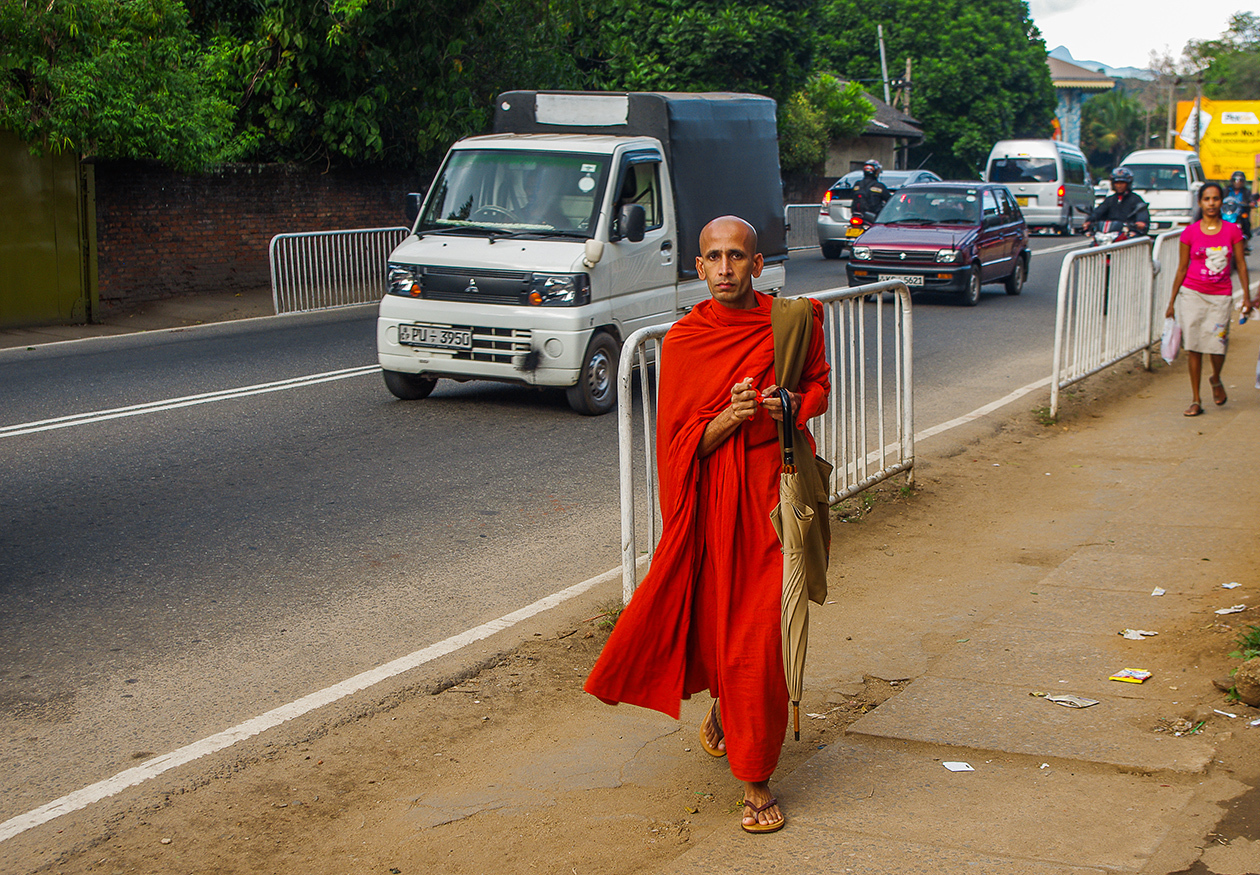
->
[[1016, 196, 1031, 206], [879, 274, 924, 286], [398, 323, 473, 350], [845, 227, 865, 238]]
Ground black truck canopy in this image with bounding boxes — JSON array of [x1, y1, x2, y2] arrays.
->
[[494, 91, 786, 278]]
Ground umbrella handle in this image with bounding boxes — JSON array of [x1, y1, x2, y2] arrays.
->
[[777, 388, 795, 470], [793, 702, 800, 741]]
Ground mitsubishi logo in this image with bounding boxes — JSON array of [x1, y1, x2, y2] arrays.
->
[[899, 252, 906, 260], [465, 277, 478, 294]]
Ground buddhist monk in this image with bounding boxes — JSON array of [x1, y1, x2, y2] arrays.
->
[[584, 216, 830, 834]]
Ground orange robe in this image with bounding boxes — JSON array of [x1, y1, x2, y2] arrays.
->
[[584, 292, 829, 782]]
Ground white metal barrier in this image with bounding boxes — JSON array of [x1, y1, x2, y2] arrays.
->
[[1050, 236, 1155, 417], [784, 204, 823, 251], [269, 227, 410, 315], [617, 282, 914, 601], [1150, 229, 1183, 338]]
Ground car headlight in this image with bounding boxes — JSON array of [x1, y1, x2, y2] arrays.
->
[[388, 263, 422, 297], [935, 249, 959, 263], [852, 246, 871, 261], [527, 273, 590, 307]]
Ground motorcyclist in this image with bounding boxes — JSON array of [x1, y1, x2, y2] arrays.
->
[[1084, 167, 1149, 235], [850, 159, 891, 223], [1225, 170, 1252, 252]]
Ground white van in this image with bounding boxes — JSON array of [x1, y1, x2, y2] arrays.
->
[[984, 140, 1092, 234], [1117, 149, 1204, 231]]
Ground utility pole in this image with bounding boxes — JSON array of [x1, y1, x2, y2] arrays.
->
[[1166, 75, 1181, 148], [877, 25, 891, 105], [1193, 73, 1203, 152], [903, 58, 912, 115]]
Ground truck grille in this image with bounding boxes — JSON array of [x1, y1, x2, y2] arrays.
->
[[416, 327, 532, 364], [871, 249, 935, 262], [421, 266, 533, 305]]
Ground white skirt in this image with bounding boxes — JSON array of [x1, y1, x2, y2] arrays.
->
[[1176, 288, 1231, 355]]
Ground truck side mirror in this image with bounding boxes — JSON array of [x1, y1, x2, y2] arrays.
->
[[404, 192, 424, 224], [617, 204, 646, 243]]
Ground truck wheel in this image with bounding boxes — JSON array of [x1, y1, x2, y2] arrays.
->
[[383, 369, 438, 400], [821, 242, 842, 260], [566, 332, 619, 416], [1004, 254, 1026, 295], [961, 264, 981, 307]]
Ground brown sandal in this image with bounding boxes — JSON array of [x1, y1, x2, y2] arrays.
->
[[1209, 378, 1227, 406], [699, 702, 725, 757], [1184, 402, 1203, 417], [741, 796, 786, 834]]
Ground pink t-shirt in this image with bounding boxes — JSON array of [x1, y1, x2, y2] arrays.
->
[[1180, 221, 1243, 295]]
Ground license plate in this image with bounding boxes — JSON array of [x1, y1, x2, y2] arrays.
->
[[398, 323, 473, 350], [879, 274, 924, 286], [1016, 196, 1031, 206], [845, 226, 865, 238]]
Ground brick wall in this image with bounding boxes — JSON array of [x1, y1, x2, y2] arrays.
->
[[92, 161, 422, 310]]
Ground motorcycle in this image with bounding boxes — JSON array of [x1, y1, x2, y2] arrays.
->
[[1087, 219, 1141, 247], [1222, 192, 1243, 226]]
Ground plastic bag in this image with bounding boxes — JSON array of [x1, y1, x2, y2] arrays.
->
[[1160, 317, 1181, 364]]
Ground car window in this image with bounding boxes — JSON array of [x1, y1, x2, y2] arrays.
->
[[982, 190, 999, 219], [989, 157, 1058, 183], [1124, 164, 1188, 191], [995, 188, 1015, 216], [878, 189, 979, 224], [1064, 156, 1086, 186], [616, 160, 662, 229]]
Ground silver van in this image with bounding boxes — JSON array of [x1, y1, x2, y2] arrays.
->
[[984, 140, 1092, 234]]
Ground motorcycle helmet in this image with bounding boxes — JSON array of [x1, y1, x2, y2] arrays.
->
[[1110, 167, 1134, 186], [1231, 170, 1246, 187], [862, 159, 882, 180]]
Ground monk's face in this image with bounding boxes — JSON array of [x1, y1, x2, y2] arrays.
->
[[696, 218, 763, 310]]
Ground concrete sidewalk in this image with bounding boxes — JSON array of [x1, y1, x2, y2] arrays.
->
[[650, 332, 1260, 873]]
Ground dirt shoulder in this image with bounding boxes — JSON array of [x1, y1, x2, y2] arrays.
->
[[8, 357, 1260, 875]]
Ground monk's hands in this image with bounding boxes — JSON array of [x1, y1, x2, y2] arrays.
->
[[759, 384, 801, 424], [729, 378, 759, 421]]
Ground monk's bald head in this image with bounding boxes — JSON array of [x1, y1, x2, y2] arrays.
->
[[699, 216, 758, 256], [695, 216, 763, 310]]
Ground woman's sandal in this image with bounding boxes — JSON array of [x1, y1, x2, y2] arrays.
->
[[741, 797, 786, 834], [1184, 402, 1203, 417], [699, 702, 726, 757], [1209, 378, 1227, 406]]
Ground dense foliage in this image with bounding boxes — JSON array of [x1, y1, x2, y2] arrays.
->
[[2, 0, 1057, 176], [812, 0, 1056, 178], [1185, 12, 1260, 100], [1080, 91, 1148, 173]]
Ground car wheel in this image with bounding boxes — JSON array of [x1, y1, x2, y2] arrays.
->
[[1004, 254, 1026, 295], [566, 331, 619, 416], [961, 264, 981, 307], [821, 242, 843, 260], [383, 369, 438, 400]]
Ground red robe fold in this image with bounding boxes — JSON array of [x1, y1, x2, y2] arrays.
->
[[584, 292, 829, 782]]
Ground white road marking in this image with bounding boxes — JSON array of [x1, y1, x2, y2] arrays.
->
[[0, 565, 623, 843], [1030, 241, 1090, 257], [0, 365, 381, 438], [0, 369, 1062, 843]]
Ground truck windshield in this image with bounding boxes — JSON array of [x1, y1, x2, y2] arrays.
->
[[988, 157, 1057, 183], [419, 150, 610, 236], [1122, 164, 1188, 191]]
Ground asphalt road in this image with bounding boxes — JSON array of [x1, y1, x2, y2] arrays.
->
[[0, 236, 1088, 821]]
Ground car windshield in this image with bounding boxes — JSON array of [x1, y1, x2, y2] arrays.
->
[[1122, 164, 1188, 191], [876, 190, 980, 224], [418, 150, 611, 235], [988, 157, 1058, 183]]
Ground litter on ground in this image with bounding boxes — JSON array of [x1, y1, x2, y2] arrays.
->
[[1120, 629, 1158, 640], [1045, 694, 1100, 708], [1223, 582, 1241, 589], [1215, 605, 1247, 614], [942, 762, 974, 772], [1151, 587, 1166, 596], [1109, 668, 1152, 683]]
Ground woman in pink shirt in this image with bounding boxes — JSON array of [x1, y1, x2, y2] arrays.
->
[[1165, 183, 1252, 416]]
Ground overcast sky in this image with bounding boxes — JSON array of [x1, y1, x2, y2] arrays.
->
[[1029, 0, 1244, 69]]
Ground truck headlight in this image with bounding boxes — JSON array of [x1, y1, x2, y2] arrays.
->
[[388, 263, 422, 297], [936, 249, 959, 263], [852, 246, 871, 261], [528, 273, 590, 307]]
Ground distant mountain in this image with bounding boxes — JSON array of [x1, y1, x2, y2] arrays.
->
[[1048, 46, 1154, 81]]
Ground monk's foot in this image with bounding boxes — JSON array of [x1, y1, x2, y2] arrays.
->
[[741, 781, 784, 834], [699, 701, 726, 757]]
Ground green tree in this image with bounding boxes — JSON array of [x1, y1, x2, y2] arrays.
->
[[0, 0, 235, 170], [590, 0, 813, 102], [779, 73, 875, 172], [1186, 11, 1260, 100], [1080, 91, 1146, 172], [812, 0, 1055, 178]]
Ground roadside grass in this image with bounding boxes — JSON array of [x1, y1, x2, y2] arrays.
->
[[833, 478, 917, 523]]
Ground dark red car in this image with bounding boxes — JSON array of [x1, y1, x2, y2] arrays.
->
[[846, 182, 1030, 306]]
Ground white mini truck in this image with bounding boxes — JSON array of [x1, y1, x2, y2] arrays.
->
[[377, 91, 788, 414]]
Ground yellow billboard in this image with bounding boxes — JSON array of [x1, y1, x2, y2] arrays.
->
[[1175, 98, 1260, 179]]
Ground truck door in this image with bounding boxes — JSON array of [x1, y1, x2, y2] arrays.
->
[[603, 151, 676, 337]]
